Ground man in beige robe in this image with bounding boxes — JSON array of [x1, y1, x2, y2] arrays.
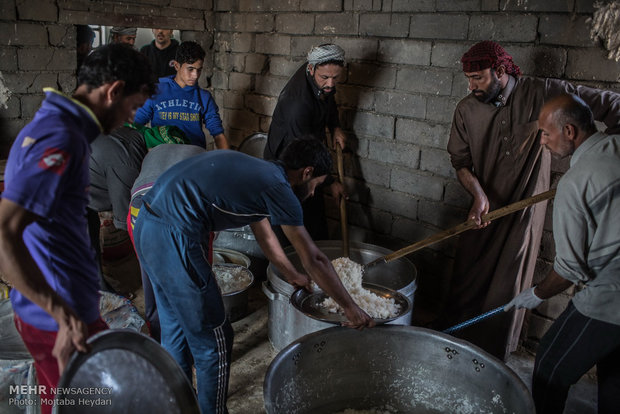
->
[[440, 41, 620, 360]]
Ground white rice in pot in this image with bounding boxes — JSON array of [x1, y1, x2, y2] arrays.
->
[[320, 257, 401, 319], [213, 265, 252, 294]]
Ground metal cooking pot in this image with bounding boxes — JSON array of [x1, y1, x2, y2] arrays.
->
[[213, 264, 254, 323], [213, 225, 269, 280], [237, 132, 267, 159], [264, 326, 535, 414], [264, 241, 417, 350], [57, 330, 199, 413]]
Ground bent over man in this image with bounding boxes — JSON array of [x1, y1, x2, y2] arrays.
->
[[0, 44, 155, 414], [133, 138, 374, 414], [505, 94, 620, 414]]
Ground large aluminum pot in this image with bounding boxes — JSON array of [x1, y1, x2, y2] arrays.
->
[[264, 241, 417, 350], [57, 330, 199, 413], [213, 225, 269, 280], [264, 326, 535, 414]]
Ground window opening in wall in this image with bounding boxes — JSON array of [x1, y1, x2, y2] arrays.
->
[[76, 25, 181, 77]]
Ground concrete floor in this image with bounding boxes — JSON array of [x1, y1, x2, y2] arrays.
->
[[226, 283, 598, 414]]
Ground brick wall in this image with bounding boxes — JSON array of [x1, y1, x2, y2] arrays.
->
[[0, 0, 619, 351], [210, 0, 620, 350]]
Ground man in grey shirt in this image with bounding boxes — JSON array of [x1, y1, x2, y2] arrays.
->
[[505, 94, 620, 414], [90, 125, 147, 231]]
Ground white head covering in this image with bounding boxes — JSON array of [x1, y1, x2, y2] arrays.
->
[[110, 27, 137, 36], [307, 44, 345, 66]]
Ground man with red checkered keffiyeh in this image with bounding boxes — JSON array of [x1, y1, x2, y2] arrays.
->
[[435, 40, 620, 361]]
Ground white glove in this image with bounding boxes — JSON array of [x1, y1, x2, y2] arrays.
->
[[504, 287, 544, 312]]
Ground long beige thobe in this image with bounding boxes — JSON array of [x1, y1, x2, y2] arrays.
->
[[444, 76, 620, 360]]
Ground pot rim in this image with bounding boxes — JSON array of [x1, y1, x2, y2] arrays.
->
[[264, 325, 535, 414]]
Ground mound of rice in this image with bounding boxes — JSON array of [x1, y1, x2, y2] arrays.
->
[[213, 265, 252, 294], [320, 257, 400, 319]]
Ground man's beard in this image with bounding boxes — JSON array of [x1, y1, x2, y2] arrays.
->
[[292, 182, 312, 202], [473, 75, 502, 104], [320, 86, 336, 96]]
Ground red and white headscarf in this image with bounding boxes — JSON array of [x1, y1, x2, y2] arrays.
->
[[461, 41, 521, 77]]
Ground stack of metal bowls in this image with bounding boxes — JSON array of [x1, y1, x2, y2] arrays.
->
[[213, 226, 269, 280]]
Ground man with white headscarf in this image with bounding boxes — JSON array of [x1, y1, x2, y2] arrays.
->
[[264, 43, 347, 241]]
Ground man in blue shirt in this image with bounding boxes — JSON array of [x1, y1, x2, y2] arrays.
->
[[133, 137, 374, 414], [0, 44, 156, 414], [135, 40, 229, 150]]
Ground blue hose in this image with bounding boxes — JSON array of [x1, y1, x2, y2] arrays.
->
[[443, 306, 505, 334]]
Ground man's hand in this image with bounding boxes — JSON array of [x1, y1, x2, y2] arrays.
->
[[503, 287, 544, 312], [329, 181, 348, 201], [52, 311, 89, 374], [468, 194, 490, 228], [332, 127, 347, 150], [285, 271, 312, 292], [341, 305, 376, 330]]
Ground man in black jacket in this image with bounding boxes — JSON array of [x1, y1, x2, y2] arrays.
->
[[264, 44, 348, 240]]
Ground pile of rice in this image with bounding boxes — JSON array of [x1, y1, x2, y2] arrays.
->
[[213, 265, 252, 294], [320, 257, 400, 319]]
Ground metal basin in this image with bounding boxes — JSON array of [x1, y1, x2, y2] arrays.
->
[[213, 225, 269, 280], [264, 326, 535, 414], [290, 283, 412, 324], [264, 241, 417, 350], [57, 330, 199, 413], [213, 263, 254, 323]]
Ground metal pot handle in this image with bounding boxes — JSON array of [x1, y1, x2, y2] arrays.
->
[[261, 281, 285, 301]]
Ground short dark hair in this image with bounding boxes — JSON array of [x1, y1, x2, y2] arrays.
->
[[78, 43, 156, 97], [552, 94, 597, 134], [175, 41, 206, 65], [76, 25, 95, 46], [279, 137, 333, 178]]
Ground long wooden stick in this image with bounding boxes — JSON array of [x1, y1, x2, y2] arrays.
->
[[336, 145, 349, 257], [364, 188, 556, 269]]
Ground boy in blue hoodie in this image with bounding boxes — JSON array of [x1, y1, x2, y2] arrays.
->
[[135, 41, 229, 150]]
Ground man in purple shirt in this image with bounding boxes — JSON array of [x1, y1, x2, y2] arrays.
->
[[0, 44, 155, 414]]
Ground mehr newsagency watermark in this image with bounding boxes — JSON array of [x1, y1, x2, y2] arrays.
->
[[8, 385, 113, 408]]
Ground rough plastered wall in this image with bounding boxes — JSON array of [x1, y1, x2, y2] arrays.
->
[[211, 0, 620, 350], [0, 0, 215, 156]]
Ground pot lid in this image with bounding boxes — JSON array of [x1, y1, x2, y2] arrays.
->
[[56, 330, 199, 414], [238, 132, 267, 159], [290, 283, 411, 325]]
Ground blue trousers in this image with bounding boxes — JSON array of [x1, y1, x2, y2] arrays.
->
[[134, 208, 233, 414], [533, 301, 620, 414]]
